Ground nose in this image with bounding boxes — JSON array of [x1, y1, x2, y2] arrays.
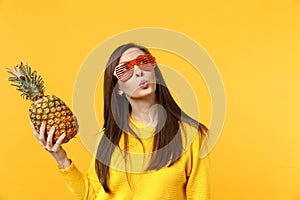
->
[[134, 65, 144, 77]]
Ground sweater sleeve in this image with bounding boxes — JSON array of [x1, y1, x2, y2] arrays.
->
[[186, 132, 213, 200], [57, 159, 101, 200]]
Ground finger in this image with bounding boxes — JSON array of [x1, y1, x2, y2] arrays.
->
[[46, 126, 55, 148], [30, 122, 39, 138], [39, 123, 46, 143], [74, 116, 79, 130], [52, 133, 66, 151]]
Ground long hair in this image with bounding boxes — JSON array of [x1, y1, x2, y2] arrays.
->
[[95, 43, 208, 193]]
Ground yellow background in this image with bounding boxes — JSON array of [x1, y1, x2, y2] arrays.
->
[[1, 0, 300, 199]]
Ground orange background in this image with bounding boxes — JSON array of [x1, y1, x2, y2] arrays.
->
[[1, 0, 300, 199]]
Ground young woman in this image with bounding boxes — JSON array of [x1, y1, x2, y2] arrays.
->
[[31, 43, 212, 199]]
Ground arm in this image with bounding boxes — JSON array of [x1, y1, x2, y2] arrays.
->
[[186, 132, 213, 200], [57, 158, 101, 200], [30, 122, 101, 199]]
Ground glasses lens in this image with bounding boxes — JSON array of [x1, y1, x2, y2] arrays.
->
[[137, 54, 156, 71], [115, 63, 134, 81]]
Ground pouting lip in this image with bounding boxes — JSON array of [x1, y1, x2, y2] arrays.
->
[[139, 80, 148, 86]]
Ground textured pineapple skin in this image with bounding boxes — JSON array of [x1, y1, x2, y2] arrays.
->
[[29, 94, 77, 144]]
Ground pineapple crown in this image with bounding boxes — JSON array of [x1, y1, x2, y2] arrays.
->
[[7, 60, 44, 101]]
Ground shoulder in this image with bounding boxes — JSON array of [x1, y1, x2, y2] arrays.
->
[[179, 121, 207, 153]]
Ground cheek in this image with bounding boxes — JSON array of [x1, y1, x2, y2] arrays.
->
[[118, 80, 136, 94], [149, 72, 157, 92], [147, 70, 156, 84]]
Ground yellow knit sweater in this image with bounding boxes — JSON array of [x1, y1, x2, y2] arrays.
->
[[58, 117, 212, 200]]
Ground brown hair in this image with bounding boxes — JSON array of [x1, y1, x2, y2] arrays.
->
[[95, 43, 208, 193]]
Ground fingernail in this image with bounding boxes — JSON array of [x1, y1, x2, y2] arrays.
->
[[51, 126, 55, 130]]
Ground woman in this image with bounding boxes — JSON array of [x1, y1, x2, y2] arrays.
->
[[31, 43, 212, 199]]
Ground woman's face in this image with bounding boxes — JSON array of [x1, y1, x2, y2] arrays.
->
[[116, 48, 156, 99]]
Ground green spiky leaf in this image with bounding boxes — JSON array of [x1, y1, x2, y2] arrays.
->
[[7, 60, 45, 101]]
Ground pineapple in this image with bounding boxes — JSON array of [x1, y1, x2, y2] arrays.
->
[[7, 61, 78, 144]]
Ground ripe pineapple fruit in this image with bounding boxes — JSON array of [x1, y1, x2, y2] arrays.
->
[[7, 61, 78, 144]]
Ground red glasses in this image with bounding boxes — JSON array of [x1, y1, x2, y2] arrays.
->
[[113, 54, 156, 81]]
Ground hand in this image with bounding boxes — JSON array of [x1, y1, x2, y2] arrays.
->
[[30, 122, 71, 169], [30, 122, 66, 153]]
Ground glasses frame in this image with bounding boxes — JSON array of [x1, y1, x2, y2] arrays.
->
[[113, 54, 156, 81]]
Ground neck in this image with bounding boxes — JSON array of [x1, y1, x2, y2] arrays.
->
[[129, 93, 158, 126]]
